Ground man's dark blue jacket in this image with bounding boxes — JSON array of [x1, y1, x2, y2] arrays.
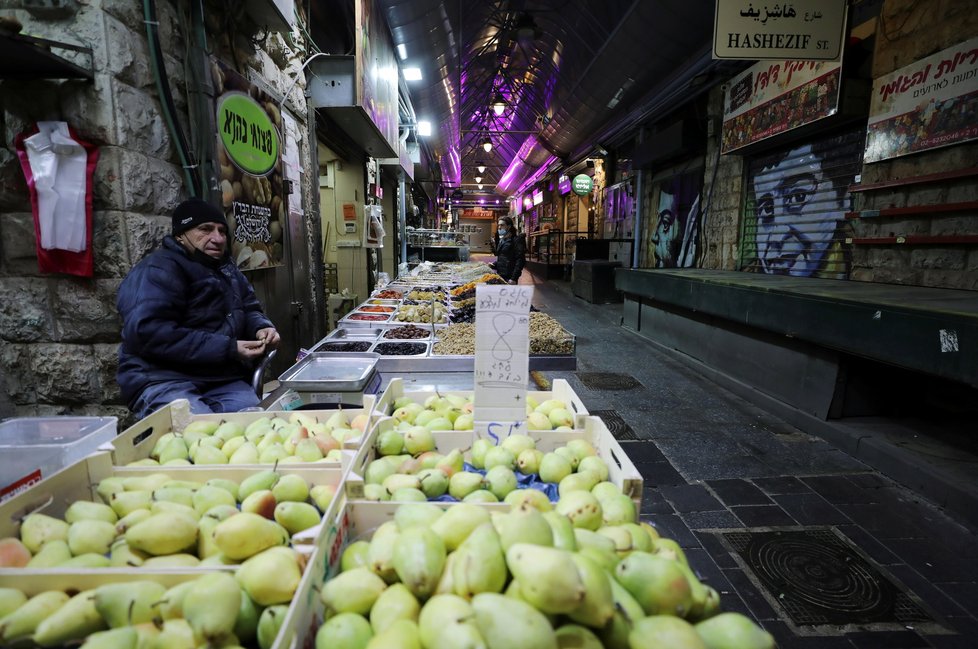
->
[[116, 236, 274, 409]]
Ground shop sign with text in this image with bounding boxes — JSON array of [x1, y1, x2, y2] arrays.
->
[[865, 36, 978, 163], [721, 58, 841, 153], [572, 174, 593, 196], [714, 0, 847, 61], [213, 58, 285, 271]]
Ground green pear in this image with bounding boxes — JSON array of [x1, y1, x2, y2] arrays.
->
[[602, 493, 638, 526], [185, 419, 221, 435], [653, 537, 689, 567], [25, 539, 71, 567], [484, 466, 518, 500], [394, 503, 444, 531], [597, 525, 635, 557], [65, 501, 118, 524], [124, 459, 159, 467], [434, 448, 464, 476], [341, 540, 370, 572], [125, 512, 198, 555], [367, 521, 400, 583], [363, 484, 391, 501], [67, 519, 117, 556], [403, 426, 435, 455], [234, 593, 260, 645], [158, 437, 190, 463], [555, 624, 603, 649], [558, 471, 601, 497], [293, 438, 324, 462], [417, 469, 449, 498], [152, 486, 195, 508], [96, 477, 126, 503], [577, 456, 609, 481], [221, 435, 247, 458], [241, 490, 278, 520], [204, 478, 240, 500], [150, 500, 200, 521], [271, 474, 309, 502], [183, 572, 242, 644], [197, 515, 222, 558], [58, 553, 112, 567], [694, 612, 775, 649], [526, 412, 553, 431], [429, 503, 490, 551], [383, 473, 421, 494], [471, 593, 557, 649], [33, 589, 105, 647], [94, 581, 165, 627], [0, 538, 38, 568], [448, 471, 484, 500], [615, 551, 693, 617], [483, 447, 515, 471], [620, 522, 654, 552], [574, 528, 617, 554], [629, 615, 705, 649], [392, 488, 427, 502], [192, 485, 237, 515], [245, 416, 273, 438], [501, 434, 536, 456], [214, 512, 288, 560], [462, 490, 498, 504], [194, 444, 229, 464], [154, 619, 196, 649], [310, 484, 337, 513], [157, 582, 195, 620], [364, 618, 419, 649], [109, 538, 148, 567], [452, 522, 507, 598], [236, 546, 303, 606], [141, 553, 200, 568], [539, 453, 573, 483], [554, 447, 580, 470], [505, 488, 553, 511], [506, 543, 586, 614], [542, 511, 578, 551], [676, 561, 710, 621], [598, 577, 646, 649], [0, 588, 26, 618], [470, 438, 492, 469], [256, 605, 289, 649], [0, 591, 69, 644], [213, 420, 245, 442], [274, 501, 321, 535], [316, 612, 373, 649], [566, 553, 614, 628], [555, 491, 603, 530], [375, 429, 405, 456], [19, 513, 69, 553], [238, 470, 280, 500], [493, 503, 553, 550], [516, 449, 543, 475], [392, 527, 446, 600], [365, 458, 397, 486], [121, 473, 171, 492], [109, 490, 153, 517], [114, 508, 152, 534], [321, 567, 388, 616], [369, 583, 420, 634], [79, 627, 137, 649], [417, 594, 485, 649]]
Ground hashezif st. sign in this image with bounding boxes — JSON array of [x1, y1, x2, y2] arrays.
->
[[714, 0, 848, 61]]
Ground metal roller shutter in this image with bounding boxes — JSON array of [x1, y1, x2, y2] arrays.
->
[[740, 129, 865, 279]]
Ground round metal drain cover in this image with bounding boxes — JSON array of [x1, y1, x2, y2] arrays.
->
[[748, 533, 892, 619]]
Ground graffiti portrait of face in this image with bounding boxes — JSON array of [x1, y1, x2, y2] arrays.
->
[[653, 189, 679, 268], [753, 144, 844, 276]]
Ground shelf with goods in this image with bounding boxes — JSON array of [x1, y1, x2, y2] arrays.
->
[[407, 228, 472, 262]]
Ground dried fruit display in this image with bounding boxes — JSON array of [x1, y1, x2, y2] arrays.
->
[[348, 313, 389, 322], [374, 289, 403, 299], [360, 305, 395, 313], [318, 342, 372, 352], [384, 325, 431, 340], [373, 342, 427, 356]]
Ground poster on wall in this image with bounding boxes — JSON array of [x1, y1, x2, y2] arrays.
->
[[356, 0, 399, 154], [741, 130, 863, 279], [648, 171, 701, 268], [721, 58, 841, 153], [212, 58, 285, 271], [864, 36, 978, 163]]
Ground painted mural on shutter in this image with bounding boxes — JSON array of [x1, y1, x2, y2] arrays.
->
[[740, 129, 864, 279]]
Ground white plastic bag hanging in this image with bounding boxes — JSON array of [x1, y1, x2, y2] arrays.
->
[[22, 121, 88, 252]]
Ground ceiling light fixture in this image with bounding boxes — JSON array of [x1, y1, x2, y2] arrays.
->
[[404, 67, 422, 81], [476, 162, 486, 173], [491, 94, 507, 116], [474, 175, 482, 184], [481, 137, 492, 153], [396, 44, 407, 60], [417, 120, 431, 136], [477, 183, 483, 190]]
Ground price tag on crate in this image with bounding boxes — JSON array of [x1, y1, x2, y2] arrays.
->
[[473, 284, 533, 442]]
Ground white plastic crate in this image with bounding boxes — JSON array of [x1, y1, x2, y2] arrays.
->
[[0, 416, 117, 502], [346, 415, 642, 509]]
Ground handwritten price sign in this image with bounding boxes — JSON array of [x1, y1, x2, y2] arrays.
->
[[473, 284, 534, 442]]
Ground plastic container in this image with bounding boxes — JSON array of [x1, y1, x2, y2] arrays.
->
[[0, 416, 117, 502]]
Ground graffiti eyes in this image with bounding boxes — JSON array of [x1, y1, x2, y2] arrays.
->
[[757, 194, 775, 221], [782, 182, 816, 214]]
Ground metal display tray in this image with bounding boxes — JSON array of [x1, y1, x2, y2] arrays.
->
[[374, 354, 577, 372], [324, 328, 384, 341], [277, 352, 380, 391], [376, 325, 436, 341], [338, 312, 394, 326], [369, 340, 432, 357]]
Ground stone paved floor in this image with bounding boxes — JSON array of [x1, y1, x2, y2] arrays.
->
[[523, 270, 978, 649]]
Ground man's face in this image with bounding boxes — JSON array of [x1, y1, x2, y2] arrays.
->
[[753, 144, 842, 276], [180, 222, 228, 259], [654, 190, 678, 266]]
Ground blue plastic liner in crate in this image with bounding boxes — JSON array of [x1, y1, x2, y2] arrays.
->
[[431, 462, 559, 502]]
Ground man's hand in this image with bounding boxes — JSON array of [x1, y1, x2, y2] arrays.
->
[[236, 340, 266, 363], [256, 327, 281, 350]]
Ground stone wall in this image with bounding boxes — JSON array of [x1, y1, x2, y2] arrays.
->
[[850, 0, 978, 290], [0, 1, 312, 421]]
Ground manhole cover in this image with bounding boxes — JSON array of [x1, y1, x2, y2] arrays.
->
[[589, 410, 637, 440], [722, 529, 933, 627], [576, 372, 642, 390]]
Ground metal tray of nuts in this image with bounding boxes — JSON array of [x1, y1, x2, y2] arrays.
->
[[379, 324, 435, 341], [323, 327, 384, 341]]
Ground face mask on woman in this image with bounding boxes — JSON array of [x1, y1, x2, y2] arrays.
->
[[498, 227, 508, 235]]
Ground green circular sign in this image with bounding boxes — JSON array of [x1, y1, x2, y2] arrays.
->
[[217, 92, 280, 176], [572, 174, 593, 196]]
